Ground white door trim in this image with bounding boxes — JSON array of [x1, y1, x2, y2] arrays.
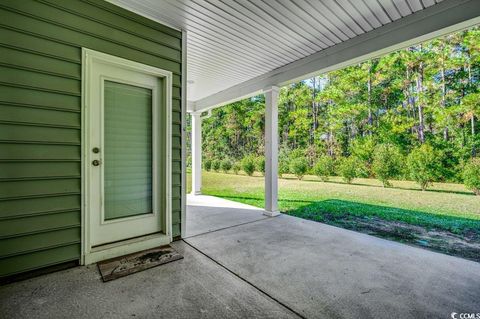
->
[[81, 48, 173, 265]]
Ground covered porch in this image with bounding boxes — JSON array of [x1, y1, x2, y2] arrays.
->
[[1, 195, 479, 318], [1, 0, 479, 317], [185, 0, 480, 220]]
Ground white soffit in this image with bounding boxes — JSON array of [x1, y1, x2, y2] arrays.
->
[[110, 0, 467, 105]]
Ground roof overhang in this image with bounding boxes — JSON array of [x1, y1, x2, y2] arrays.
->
[[191, 0, 480, 112], [109, 0, 480, 114]]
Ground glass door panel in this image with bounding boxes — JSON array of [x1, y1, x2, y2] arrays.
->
[[104, 80, 153, 220]]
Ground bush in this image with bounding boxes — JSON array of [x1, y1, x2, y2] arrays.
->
[[289, 148, 306, 160], [350, 136, 376, 175], [256, 156, 265, 176], [211, 159, 221, 172], [407, 144, 440, 191], [279, 160, 289, 178], [429, 137, 462, 182], [289, 157, 308, 180], [221, 159, 232, 173], [463, 158, 480, 195], [203, 159, 212, 171], [232, 162, 241, 175], [241, 155, 256, 176], [313, 156, 335, 182], [278, 148, 290, 178], [338, 157, 359, 183], [372, 143, 404, 187], [355, 161, 370, 178]]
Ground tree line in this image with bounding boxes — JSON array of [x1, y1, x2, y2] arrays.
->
[[190, 27, 480, 194]]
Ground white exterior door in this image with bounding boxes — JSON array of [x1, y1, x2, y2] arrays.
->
[[86, 53, 162, 247]]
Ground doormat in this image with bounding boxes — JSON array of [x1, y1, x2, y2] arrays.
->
[[97, 245, 183, 282]]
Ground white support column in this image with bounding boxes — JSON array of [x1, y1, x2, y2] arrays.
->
[[191, 112, 202, 195], [264, 86, 280, 216]]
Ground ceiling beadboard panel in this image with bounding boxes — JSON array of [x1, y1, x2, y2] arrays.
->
[[110, 0, 443, 102]]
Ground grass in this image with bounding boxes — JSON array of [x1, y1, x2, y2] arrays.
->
[[187, 171, 480, 235]]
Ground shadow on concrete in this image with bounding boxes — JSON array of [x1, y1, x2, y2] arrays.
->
[[185, 212, 480, 319]]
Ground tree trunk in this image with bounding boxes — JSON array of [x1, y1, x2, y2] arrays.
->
[[472, 116, 476, 136], [367, 63, 373, 134], [416, 60, 425, 144], [328, 129, 334, 157], [405, 67, 416, 136], [472, 116, 476, 157], [467, 59, 476, 156], [440, 63, 449, 140], [311, 77, 317, 145]]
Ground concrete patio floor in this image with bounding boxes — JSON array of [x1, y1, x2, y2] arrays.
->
[[1, 195, 479, 318], [0, 239, 297, 319], [184, 194, 266, 237]]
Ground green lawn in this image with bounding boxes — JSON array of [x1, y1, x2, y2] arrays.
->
[[187, 171, 480, 236]]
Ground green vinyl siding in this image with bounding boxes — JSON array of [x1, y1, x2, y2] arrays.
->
[[0, 0, 183, 278]]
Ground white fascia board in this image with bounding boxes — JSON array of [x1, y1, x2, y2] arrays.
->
[[193, 0, 480, 112], [186, 100, 196, 113]]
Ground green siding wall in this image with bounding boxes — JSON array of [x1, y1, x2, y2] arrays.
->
[[0, 0, 183, 278]]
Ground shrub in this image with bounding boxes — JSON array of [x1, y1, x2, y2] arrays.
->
[[279, 160, 289, 178], [278, 148, 290, 178], [372, 143, 404, 187], [463, 158, 480, 195], [256, 156, 266, 176], [355, 161, 370, 178], [203, 159, 212, 171], [313, 156, 335, 182], [289, 148, 306, 160], [289, 157, 308, 180], [211, 159, 221, 172], [241, 155, 256, 176], [221, 159, 232, 173], [407, 144, 440, 191], [350, 136, 376, 175], [338, 157, 359, 183], [232, 162, 241, 175], [429, 137, 462, 182]]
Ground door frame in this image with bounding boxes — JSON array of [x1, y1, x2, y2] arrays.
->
[[81, 48, 172, 265]]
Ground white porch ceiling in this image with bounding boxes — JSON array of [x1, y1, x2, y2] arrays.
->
[[109, 0, 445, 103]]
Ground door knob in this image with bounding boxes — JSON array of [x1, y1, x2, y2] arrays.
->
[[92, 159, 101, 166], [92, 147, 100, 153]]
